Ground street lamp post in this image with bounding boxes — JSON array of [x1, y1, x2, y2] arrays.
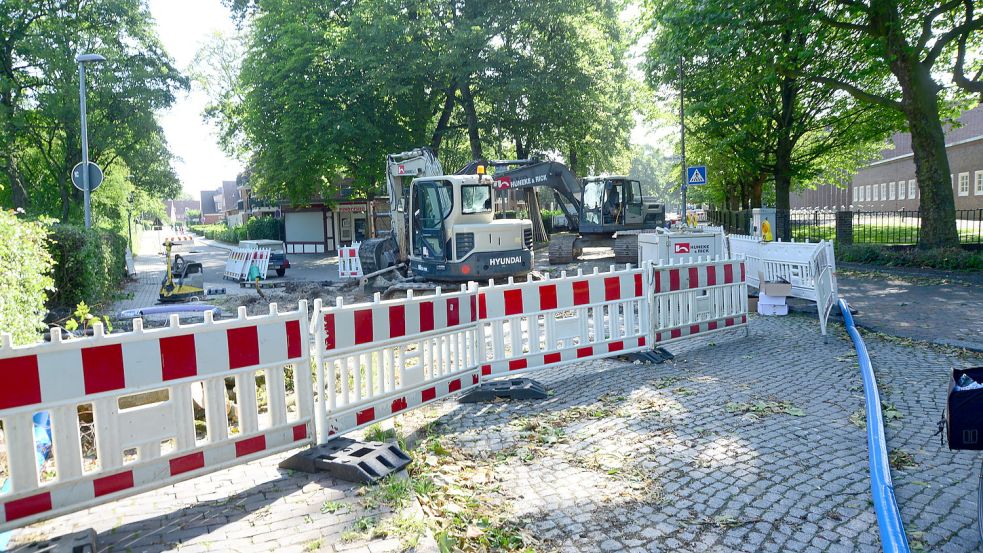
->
[[76, 53, 105, 229]]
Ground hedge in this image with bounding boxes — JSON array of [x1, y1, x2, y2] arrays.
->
[[47, 224, 127, 309], [0, 210, 55, 344], [191, 217, 283, 243]]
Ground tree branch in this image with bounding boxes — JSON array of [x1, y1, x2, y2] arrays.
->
[[816, 12, 869, 33], [953, 33, 983, 93], [917, 0, 963, 51], [926, 1, 983, 65], [811, 76, 903, 111]]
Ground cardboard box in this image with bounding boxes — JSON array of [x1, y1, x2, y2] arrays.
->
[[758, 292, 787, 306], [748, 296, 758, 312], [758, 271, 792, 297], [757, 303, 788, 316]]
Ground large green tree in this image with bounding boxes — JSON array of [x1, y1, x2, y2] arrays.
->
[[0, 0, 186, 220], [645, 0, 897, 239], [810, 0, 983, 248]]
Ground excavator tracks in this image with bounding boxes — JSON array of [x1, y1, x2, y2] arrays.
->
[[547, 234, 582, 264]]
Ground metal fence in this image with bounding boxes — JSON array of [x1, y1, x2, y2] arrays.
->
[[708, 208, 983, 246]]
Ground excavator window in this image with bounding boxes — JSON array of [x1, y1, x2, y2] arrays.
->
[[412, 180, 452, 258], [461, 185, 492, 214]]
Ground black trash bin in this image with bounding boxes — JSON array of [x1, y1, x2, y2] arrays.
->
[[947, 366, 983, 450]]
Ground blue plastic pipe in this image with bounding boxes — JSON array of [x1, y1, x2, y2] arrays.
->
[[839, 298, 910, 553]]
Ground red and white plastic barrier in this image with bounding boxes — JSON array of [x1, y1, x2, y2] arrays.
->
[[0, 303, 313, 532], [476, 265, 651, 378], [164, 235, 195, 247], [223, 248, 271, 281], [311, 285, 480, 442], [338, 242, 363, 279], [650, 258, 748, 345]]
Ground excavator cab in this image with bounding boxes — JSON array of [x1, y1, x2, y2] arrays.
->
[[581, 177, 647, 231], [408, 174, 533, 281]]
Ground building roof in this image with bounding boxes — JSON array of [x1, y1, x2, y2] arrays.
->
[[874, 105, 983, 163], [222, 180, 241, 213]]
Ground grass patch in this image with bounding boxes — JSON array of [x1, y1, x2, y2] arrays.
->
[[320, 500, 345, 514], [837, 245, 983, 271], [304, 539, 321, 552]]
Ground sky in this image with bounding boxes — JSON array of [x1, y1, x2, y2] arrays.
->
[[147, 0, 671, 199], [148, 0, 242, 197]]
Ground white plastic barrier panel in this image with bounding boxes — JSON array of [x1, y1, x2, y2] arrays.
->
[[650, 259, 748, 345], [224, 248, 271, 281], [0, 303, 313, 532], [312, 286, 480, 442], [224, 249, 249, 280], [338, 242, 363, 279], [476, 266, 651, 378]]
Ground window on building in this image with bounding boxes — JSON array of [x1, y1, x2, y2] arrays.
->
[[908, 179, 917, 200], [872, 184, 879, 201], [880, 182, 886, 200], [959, 172, 970, 196], [898, 181, 906, 200], [852, 186, 858, 203], [865, 184, 871, 202], [976, 171, 983, 196], [889, 181, 896, 200]]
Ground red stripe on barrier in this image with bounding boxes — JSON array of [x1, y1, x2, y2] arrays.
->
[[392, 397, 408, 413], [655, 272, 661, 293], [540, 284, 558, 310], [236, 435, 267, 457], [356, 408, 375, 426], [420, 301, 435, 332], [169, 452, 205, 476], [706, 266, 717, 286], [725, 318, 735, 327], [354, 309, 374, 344], [634, 274, 643, 297], [481, 364, 491, 376], [286, 320, 302, 359], [638, 337, 646, 347], [608, 341, 624, 353], [389, 305, 406, 338], [449, 378, 462, 392], [93, 471, 134, 497], [478, 294, 487, 320], [742, 314, 748, 324], [708, 321, 718, 330], [545, 352, 561, 364], [690, 324, 700, 335], [160, 335, 197, 381], [470, 295, 477, 322], [293, 424, 307, 441], [604, 277, 621, 301], [669, 269, 680, 292], [504, 289, 523, 316], [740, 262, 746, 283], [688, 267, 699, 289], [671, 328, 682, 339], [227, 326, 260, 369], [577, 346, 593, 358], [573, 281, 590, 305], [509, 359, 527, 371], [4, 492, 51, 521], [472, 374, 479, 385], [324, 314, 336, 350], [0, 355, 41, 409], [422, 387, 436, 402], [724, 264, 734, 284], [81, 344, 126, 394], [447, 297, 460, 327]]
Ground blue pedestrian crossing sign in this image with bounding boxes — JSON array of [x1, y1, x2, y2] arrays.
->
[[686, 166, 707, 186]]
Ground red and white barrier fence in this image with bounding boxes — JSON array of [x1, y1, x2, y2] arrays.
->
[[338, 242, 363, 279], [164, 235, 195, 247], [0, 303, 312, 532], [650, 258, 748, 344], [223, 248, 271, 281], [476, 265, 651, 378]]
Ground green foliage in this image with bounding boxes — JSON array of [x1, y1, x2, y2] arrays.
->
[[46, 224, 127, 309], [62, 301, 112, 335], [0, 210, 55, 345], [0, 0, 188, 220], [191, 217, 282, 243], [836, 245, 983, 271]]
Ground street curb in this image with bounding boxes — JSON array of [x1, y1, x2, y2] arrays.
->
[[850, 318, 983, 354]]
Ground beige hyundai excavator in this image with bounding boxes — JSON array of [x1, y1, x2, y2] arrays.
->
[[358, 148, 533, 295]]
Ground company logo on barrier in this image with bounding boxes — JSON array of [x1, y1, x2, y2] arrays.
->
[[397, 164, 406, 175], [489, 256, 522, 266], [674, 243, 691, 254]]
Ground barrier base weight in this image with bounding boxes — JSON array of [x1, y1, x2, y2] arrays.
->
[[279, 438, 411, 483], [459, 378, 548, 403], [14, 528, 96, 552], [621, 347, 674, 364]]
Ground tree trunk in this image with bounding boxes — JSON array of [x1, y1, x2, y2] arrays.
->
[[750, 174, 764, 209], [568, 149, 578, 176], [430, 84, 457, 156], [515, 137, 527, 160], [459, 82, 482, 160], [893, 62, 959, 248], [3, 153, 27, 209]]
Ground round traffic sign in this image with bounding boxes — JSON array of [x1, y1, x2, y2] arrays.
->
[[71, 161, 104, 192]]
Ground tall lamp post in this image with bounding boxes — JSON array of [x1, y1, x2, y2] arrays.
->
[[76, 53, 105, 229]]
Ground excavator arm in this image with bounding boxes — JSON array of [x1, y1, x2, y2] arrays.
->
[[488, 160, 582, 231]]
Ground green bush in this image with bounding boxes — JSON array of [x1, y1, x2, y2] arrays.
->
[[540, 208, 563, 234], [837, 244, 983, 271], [191, 217, 282, 243], [245, 216, 283, 240], [47, 224, 127, 309], [0, 210, 55, 344]]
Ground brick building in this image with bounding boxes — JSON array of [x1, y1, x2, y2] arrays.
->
[[791, 105, 983, 211]]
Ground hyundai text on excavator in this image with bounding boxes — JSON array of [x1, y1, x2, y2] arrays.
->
[[357, 148, 534, 294], [484, 159, 666, 264]]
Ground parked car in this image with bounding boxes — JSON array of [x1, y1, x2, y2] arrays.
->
[[239, 239, 291, 277]]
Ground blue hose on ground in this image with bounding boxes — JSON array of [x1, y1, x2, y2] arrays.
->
[[839, 298, 911, 553], [0, 412, 53, 550]]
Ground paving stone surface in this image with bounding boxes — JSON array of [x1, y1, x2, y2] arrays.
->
[[8, 314, 981, 552]]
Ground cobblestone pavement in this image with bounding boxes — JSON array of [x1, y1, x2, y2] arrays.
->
[[10, 314, 982, 551]]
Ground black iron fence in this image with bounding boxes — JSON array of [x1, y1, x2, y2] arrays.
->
[[707, 208, 983, 246]]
